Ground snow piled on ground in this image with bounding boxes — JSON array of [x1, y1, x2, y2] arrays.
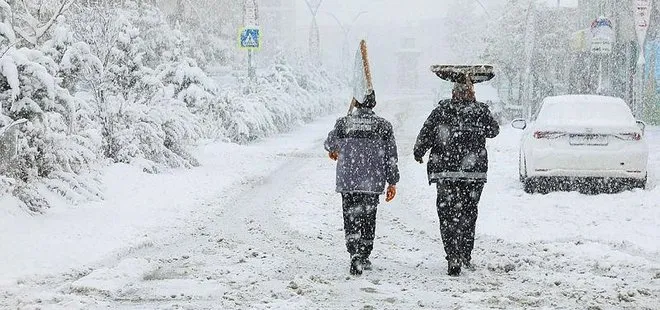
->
[[0, 114, 336, 284], [1, 95, 659, 309]]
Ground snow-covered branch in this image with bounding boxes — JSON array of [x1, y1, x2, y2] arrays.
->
[[13, 0, 75, 46]]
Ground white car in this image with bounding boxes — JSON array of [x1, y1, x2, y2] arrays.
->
[[511, 95, 648, 193]]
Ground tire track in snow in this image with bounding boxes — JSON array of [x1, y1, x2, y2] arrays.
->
[[0, 96, 421, 309]]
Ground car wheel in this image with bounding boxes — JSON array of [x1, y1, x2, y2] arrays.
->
[[523, 178, 536, 194], [536, 177, 552, 194], [633, 177, 647, 190]]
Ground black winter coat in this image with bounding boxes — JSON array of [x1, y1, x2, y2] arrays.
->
[[413, 99, 500, 184]]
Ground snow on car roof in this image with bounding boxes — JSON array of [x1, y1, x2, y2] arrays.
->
[[536, 95, 636, 127], [542, 95, 628, 107]]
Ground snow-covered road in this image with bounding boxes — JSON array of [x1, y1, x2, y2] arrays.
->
[[2, 95, 659, 309]]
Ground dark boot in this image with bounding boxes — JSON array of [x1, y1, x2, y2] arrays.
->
[[461, 257, 475, 271], [361, 257, 372, 270], [448, 257, 461, 277], [350, 254, 363, 275]]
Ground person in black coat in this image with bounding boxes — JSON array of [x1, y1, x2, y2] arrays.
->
[[413, 81, 499, 276]]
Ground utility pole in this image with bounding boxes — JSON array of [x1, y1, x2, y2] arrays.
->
[[305, 0, 323, 65], [522, 0, 537, 120], [633, 0, 652, 119]]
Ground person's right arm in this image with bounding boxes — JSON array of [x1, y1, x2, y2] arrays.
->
[[324, 119, 342, 160], [483, 107, 500, 138], [413, 109, 439, 163]]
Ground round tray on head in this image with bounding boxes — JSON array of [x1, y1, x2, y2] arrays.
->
[[430, 65, 495, 84]]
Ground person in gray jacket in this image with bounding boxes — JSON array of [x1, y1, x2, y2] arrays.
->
[[324, 90, 400, 275]]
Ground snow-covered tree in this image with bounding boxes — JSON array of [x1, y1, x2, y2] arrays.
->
[[10, 0, 75, 46], [444, 0, 488, 63], [70, 3, 204, 171], [1, 0, 345, 214], [42, 16, 103, 94], [1, 1, 101, 213], [220, 54, 344, 143], [482, 0, 579, 116], [482, 0, 529, 109]]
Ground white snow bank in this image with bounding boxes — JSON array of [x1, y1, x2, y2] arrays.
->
[[0, 115, 338, 284]]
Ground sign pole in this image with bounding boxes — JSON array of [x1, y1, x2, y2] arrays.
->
[[590, 17, 614, 94], [248, 49, 254, 80], [634, 0, 652, 119], [241, 0, 260, 92]]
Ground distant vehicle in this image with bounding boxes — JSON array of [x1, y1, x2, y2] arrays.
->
[[511, 95, 648, 194]]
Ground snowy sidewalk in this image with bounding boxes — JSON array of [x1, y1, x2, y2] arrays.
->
[[0, 113, 338, 284]]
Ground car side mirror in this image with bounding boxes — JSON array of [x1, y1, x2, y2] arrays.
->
[[511, 119, 527, 130], [636, 120, 646, 135]]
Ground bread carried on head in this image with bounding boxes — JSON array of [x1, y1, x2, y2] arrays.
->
[[431, 65, 494, 102], [430, 65, 495, 84]]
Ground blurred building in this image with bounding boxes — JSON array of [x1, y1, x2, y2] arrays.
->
[[396, 37, 422, 90]]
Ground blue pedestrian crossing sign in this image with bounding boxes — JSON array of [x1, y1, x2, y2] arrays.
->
[[240, 28, 260, 50]]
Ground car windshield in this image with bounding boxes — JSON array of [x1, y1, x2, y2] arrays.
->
[[536, 97, 636, 127]]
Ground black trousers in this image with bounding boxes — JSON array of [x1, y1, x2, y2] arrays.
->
[[436, 181, 485, 262], [341, 193, 379, 257]]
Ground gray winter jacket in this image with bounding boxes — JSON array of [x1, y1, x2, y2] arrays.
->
[[324, 108, 400, 194]]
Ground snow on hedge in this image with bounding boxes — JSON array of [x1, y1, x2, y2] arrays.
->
[[0, 2, 345, 213]]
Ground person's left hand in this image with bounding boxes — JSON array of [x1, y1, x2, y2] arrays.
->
[[386, 184, 397, 202], [329, 152, 339, 161]]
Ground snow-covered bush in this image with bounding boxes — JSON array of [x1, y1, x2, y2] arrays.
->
[[1, 3, 101, 212], [98, 94, 201, 172], [221, 57, 344, 143], [1, 0, 345, 213], [41, 16, 103, 94], [157, 59, 216, 111], [68, 6, 202, 171]]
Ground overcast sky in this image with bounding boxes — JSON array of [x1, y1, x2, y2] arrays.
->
[[296, 0, 578, 25], [294, 0, 579, 28], [295, 0, 455, 27]]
